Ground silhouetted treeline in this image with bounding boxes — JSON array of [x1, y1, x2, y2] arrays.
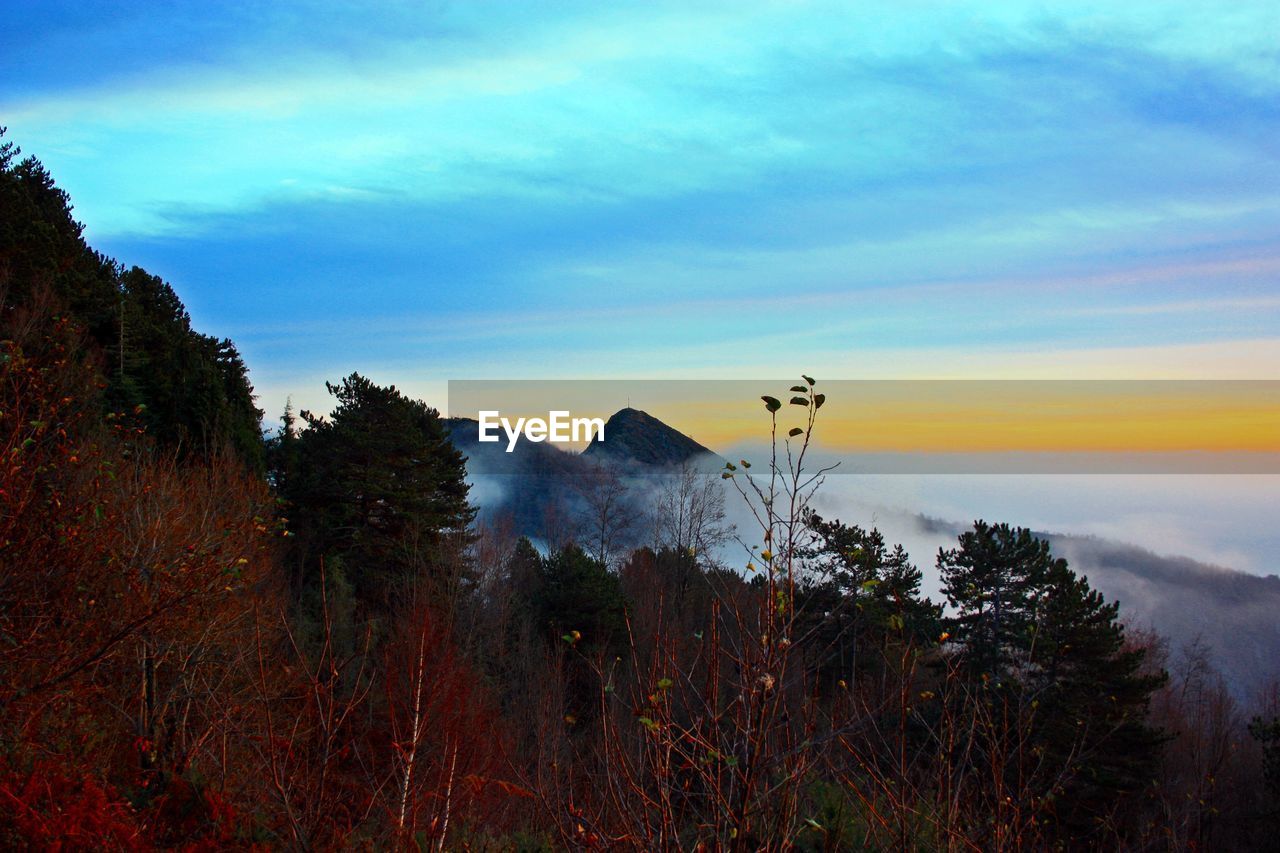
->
[[0, 129, 263, 469]]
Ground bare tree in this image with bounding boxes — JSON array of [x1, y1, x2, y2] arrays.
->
[[573, 460, 638, 568], [651, 460, 735, 565]]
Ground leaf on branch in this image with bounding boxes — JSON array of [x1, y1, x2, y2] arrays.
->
[[788, 427, 803, 437], [790, 396, 809, 406], [761, 395, 781, 413]]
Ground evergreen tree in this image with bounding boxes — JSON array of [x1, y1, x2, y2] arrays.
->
[[1248, 715, 1280, 822], [797, 513, 941, 690], [531, 543, 630, 722], [533, 543, 629, 655], [938, 520, 1051, 678], [282, 373, 474, 607], [940, 521, 1166, 842], [0, 129, 264, 470], [1031, 558, 1167, 837]]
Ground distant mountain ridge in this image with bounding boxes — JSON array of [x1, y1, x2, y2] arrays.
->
[[1048, 535, 1280, 701], [911, 513, 1280, 700], [583, 407, 716, 467], [443, 407, 721, 537]]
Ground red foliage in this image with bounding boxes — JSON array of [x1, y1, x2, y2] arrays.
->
[[0, 758, 146, 851], [377, 596, 511, 843], [0, 306, 281, 847]]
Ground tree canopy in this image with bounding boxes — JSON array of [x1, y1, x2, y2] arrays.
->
[[0, 129, 264, 469], [275, 373, 475, 607]]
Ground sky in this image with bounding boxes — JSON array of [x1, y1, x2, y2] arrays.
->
[[3, 0, 1279, 418], [4, 1, 1279, 571]]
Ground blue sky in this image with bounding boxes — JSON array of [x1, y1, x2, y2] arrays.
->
[[3, 0, 1279, 418]]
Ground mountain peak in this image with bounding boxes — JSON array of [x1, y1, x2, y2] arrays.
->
[[583, 407, 716, 467]]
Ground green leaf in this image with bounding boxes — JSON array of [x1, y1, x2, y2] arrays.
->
[[761, 395, 781, 413], [788, 427, 803, 437], [721, 472, 733, 479], [657, 677, 673, 690], [790, 396, 809, 406], [802, 374, 815, 386], [814, 393, 826, 409], [790, 385, 808, 393]]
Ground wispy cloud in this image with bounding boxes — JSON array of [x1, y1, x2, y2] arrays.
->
[[2, 0, 1277, 423]]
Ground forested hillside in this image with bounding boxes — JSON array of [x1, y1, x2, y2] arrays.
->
[[2, 136, 1279, 849], [0, 131, 262, 469]]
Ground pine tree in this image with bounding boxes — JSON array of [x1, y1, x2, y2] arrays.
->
[[797, 513, 941, 690], [532, 543, 630, 722], [940, 521, 1166, 842], [283, 373, 474, 607], [1030, 559, 1167, 837], [938, 520, 1051, 679], [1, 129, 264, 470], [534, 543, 629, 654], [1248, 715, 1280, 827]]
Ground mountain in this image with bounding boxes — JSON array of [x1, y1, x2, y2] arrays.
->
[[444, 408, 720, 539], [1049, 535, 1280, 701], [583, 407, 718, 467]]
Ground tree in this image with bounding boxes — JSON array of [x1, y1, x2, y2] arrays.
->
[[1028, 557, 1167, 839], [281, 373, 475, 608], [0, 300, 279, 848], [0, 129, 264, 470], [938, 521, 1051, 679], [1249, 712, 1280, 828], [573, 459, 638, 568], [940, 521, 1166, 844], [534, 544, 629, 656], [797, 513, 941, 691], [651, 461, 733, 563]]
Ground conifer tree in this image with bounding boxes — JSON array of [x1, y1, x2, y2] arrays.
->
[[0, 129, 264, 470], [940, 521, 1166, 842], [533, 543, 629, 654], [939, 520, 1051, 678], [1031, 558, 1166, 836], [283, 373, 474, 607], [797, 513, 941, 689]]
